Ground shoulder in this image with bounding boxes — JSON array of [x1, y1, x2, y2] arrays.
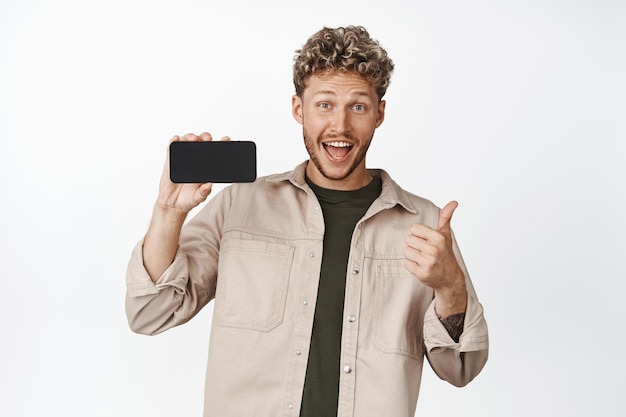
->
[[218, 166, 306, 209], [374, 169, 441, 217], [226, 162, 307, 196]]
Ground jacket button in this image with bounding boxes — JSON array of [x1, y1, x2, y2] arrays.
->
[[343, 365, 352, 374]]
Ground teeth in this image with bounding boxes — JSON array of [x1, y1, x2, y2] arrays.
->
[[324, 141, 352, 148]]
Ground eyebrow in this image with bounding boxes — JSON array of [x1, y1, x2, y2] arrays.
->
[[312, 90, 373, 99]]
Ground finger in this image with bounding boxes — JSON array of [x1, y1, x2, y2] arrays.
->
[[405, 233, 428, 253], [199, 132, 213, 142], [180, 132, 202, 142], [402, 245, 420, 265], [408, 222, 441, 242], [437, 200, 458, 233], [220, 136, 231, 142], [402, 258, 420, 277], [164, 135, 181, 171]]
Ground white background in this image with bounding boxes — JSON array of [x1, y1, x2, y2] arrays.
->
[[1, 0, 624, 416]]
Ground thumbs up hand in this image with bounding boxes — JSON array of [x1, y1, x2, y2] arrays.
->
[[402, 201, 468, 317]]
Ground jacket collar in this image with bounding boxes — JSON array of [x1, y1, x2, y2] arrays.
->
[[268, 161, 419, 215]]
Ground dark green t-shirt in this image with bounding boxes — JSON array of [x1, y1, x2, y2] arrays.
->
[[300, 175, 382, 417]]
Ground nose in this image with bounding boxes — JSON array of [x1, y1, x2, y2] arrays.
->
[[330, 108, 350, 134]]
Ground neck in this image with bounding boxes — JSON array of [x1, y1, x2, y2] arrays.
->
[[305, 162, 372, 191]]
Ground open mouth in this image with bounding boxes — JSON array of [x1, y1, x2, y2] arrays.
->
[[323, 141, 353, 161]]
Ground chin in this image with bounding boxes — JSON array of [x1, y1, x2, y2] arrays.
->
[[319, 163, 358, 182]]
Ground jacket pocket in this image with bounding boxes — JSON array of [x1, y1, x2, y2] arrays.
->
[[216, 238, 295, 332], [372, 264, 432, 359]]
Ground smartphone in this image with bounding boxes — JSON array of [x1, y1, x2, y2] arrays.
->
[[169, 141, 257, 183]]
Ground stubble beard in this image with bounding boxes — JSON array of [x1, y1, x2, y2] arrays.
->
[[303, 127, 373, 182]]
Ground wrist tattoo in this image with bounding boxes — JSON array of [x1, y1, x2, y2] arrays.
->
[[438, 312, 465, 343]]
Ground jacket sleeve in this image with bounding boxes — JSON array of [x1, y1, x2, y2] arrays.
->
[[423, 232, 489, 387], [124, 189, 228, 335]]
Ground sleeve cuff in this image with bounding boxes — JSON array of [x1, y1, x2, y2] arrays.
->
[[424, 294, 489, 353]]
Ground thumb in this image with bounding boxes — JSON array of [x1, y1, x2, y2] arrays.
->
[[196, 183, 213, 201], [437, 200, 459, 233]]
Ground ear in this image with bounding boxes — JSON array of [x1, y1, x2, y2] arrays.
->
[[292, 94, 304, 125], [375, 100, 386, 128]]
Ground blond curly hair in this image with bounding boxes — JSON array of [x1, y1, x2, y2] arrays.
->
[[293, 25, 394, 100]]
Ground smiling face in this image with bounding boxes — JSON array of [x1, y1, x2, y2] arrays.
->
[[292, 70, 386, 190]]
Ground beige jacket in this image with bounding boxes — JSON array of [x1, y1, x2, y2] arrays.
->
[[126, 161, 489, 417]]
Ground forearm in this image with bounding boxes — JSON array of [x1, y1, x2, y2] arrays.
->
[[434, 270, 467, 342], [143, 204, 188, 282], [438, 312, 465, 343], [433, 267, 468, 318]]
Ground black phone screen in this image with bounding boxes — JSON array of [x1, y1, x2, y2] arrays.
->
[[169, 141, 257, 183]]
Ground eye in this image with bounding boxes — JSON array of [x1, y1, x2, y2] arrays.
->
[[353, 104, 366, 112], [318, 102, 331, 109]]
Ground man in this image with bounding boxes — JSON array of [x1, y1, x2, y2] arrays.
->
[[126, 25, 488, 417]]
